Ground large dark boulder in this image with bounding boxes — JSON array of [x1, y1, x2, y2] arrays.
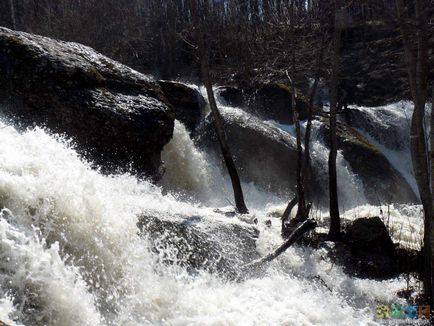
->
[[330, 217, 398, 278], [216, 86, 245, 108], [158, 81, 205, 134], [0, 27, 174, 179], [346, 216, 396, 256], [137, 214, 259, 277]]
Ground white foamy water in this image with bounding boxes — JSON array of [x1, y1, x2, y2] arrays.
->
[[0, 112, 422, 326]]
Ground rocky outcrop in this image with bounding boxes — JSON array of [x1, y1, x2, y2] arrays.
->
[[312, 217, 419, 279], [195, 107, 304, 197], [217, 83, 309, 125], [318, 116, 418, 204], [137, 214, 259, 277], [196, 105, 417, 205], [342, 104, 410, 151], [158, 81, 205, 134], [0, 27, 174, 179]]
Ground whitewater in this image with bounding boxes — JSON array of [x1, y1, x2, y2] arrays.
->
[[0, 98, 425, 325]]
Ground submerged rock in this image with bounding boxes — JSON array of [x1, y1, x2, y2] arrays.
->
[[137, 214, 260, 277], [0, 27, 174, 179]]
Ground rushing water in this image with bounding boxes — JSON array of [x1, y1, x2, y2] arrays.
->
[[0, 111, 422, 325], [0, 95, 425, 325]]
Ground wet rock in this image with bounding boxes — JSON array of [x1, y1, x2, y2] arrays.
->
[[345, 216, 396, 256], [217, 82, 310, 124], [317, 217, 403, 279], [318, 116, 418, 204], [159, 81, 206, 134], [341, 104, 410, 151], [216, 86, 245, 108], [195, 106, 416, 205], [195, 107, 305, 197], [0, 27, 174, 180], [248, 83, 309, 124], [137, 214, 260, 277]]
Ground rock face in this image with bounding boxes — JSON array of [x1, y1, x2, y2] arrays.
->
[[137, 214, 259, 277], [217, 83, 309, 125], [0, 27, 174, 179], [342, 104, 409, 151], [158, 81, 205, 134], [318, 116, 418, 204], [195, 105, 417, 205], [195, 107, 302, 197]]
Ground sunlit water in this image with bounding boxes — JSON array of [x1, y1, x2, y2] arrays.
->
[[0, 97, 425, 325]]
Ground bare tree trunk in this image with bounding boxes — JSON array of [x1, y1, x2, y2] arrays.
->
[[303, 36, 325, 200], [396, 0, 432, 304], [192, 0, 249, 214], [9, 0, 16, 29], [328, 2, 341, 240], [288, 2, 306, 223], [201, 57, 249, 214]]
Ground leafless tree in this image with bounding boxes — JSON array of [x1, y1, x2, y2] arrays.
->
[[328, 0, 342, 240], [189, 0, 249, 214], [395, 0, 433, 304]]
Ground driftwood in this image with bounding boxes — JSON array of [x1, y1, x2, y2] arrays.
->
[[240, 219, 317, 279]]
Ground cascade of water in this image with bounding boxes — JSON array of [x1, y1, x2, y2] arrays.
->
[[346, 101, 418, 195], [0, 97, 423, 325]]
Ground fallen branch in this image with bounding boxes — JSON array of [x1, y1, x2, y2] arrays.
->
[[239, 219, 317, 279]]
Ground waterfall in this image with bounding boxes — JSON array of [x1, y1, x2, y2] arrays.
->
[[0, 100, 423, 325], [345, 101, 418, 195]]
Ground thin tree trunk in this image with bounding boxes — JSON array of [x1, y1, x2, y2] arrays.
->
[[303, 36, 325, 200], [281, 194, 298, 237], [396, 0, 432, 304], [328, 2, 341, 240], [192, 0, 249, 214], [289, 2, 306, 223], [201, 56, 249, 214], [9, 0, 16, 29]]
